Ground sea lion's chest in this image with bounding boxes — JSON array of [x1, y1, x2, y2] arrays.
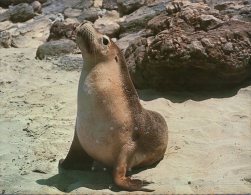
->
[[76, 64, 132, 166]]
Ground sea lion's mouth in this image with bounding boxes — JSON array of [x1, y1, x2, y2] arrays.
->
[[76, 21, 97, 54]]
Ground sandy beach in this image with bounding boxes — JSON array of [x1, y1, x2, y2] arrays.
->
[[0, 47, 251, 194]]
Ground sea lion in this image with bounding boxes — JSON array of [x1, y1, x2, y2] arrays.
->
[[59, 21, 168, 191]]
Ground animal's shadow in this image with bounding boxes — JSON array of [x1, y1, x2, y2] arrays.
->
[[138, 80, 251, 103], [36, 161, 158, 192]]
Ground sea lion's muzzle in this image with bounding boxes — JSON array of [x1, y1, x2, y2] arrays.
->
[[76, 21, 98, 54]]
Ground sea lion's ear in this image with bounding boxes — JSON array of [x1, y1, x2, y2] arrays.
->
[[115, 56, 118, 62]]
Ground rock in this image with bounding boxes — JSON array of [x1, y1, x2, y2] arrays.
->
[[0, 20, 14, 31], [117, 0, 146, 16], [222, 42, 233, 54], [0, 8, 10, 22], [11, 17, 51, 48], [214, 2, 235, 11], [120, 1, 168, 34], [93, 0, 102, 8], [94, 10, 120, 37], [46, 13, 64, 22], [116, 31, 144, 51], [72, 0, 93, 9], [36, 39, 78, 59], [55, 54, 83, 71], [64, 17, 79, 25], [0, 0, 12, 8], [31, 1, 42, 14], [0, 30, 12, 48], [125, 3, 251, 90], [42, 0, 65, 14], [64, 8, 82, 18], [47, 21, 78, 41], [212, 0, 251, 22], [239, 6, 251, 22], [199, 14, 224, 30], [11, 0, 33, 5], [77, 7, 106, 22], [9, 3, 35, 23], [102, 0, 118, 10]]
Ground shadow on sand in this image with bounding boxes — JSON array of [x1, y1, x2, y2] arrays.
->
[[36, 169, 113, 192], [36, 162, 159, 192], [138, 81, 251, 103]]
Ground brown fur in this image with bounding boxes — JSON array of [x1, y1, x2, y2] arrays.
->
[[59, 21, 168, 191]]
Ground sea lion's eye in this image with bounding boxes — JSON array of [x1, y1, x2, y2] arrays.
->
[[102, 36, 110, 46]]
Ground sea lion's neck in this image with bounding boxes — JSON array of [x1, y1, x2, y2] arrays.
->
[[78, 55, 142, 112]]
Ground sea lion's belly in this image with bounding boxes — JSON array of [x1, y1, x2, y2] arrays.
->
[[76, 66, 135, 166], [76, 113, 119, 166]]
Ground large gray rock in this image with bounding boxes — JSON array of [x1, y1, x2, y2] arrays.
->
[[9, 3, 35, 23], [47, 21, 78, 41], [125, 2, 251, 90], [36, 39, 78, 59], [213, 0, 251, 22], [0, 8, 10, 22], [0, 20, 14, 31], [63, 7, 82, 18], [116, 31, 145, 51], [11, 17, 51, 48], [94, 10, 120, 37], [119, 1, 169, 33], [72, 0, 93, 9], [117, 0, 146, 15], [77, 7, 105, 22]]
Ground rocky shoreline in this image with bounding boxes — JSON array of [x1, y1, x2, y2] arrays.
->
[[1, 0, 251, 90]]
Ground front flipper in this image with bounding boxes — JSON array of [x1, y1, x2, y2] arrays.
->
[[113, 144, 154, 192], [59, 131, 94, 171]]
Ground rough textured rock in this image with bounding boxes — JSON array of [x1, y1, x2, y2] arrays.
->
[[0, 30, 12, 48], [0, 8, 10, 22], [42, 0, 65, 14], [55, 54, 83, 71], [63, 7, 82, 18], [94, 10, 120, 37], [11, 17, 51, 48], [77, 7, 105, 22], [117, 0, 146, 16], [36, 39, 78, 59], [93, 0, 102, 8], [102, 0, 118, 10], [47, 21, 78, 41], [119, 1, 169, 33], [0, 20, 14, 31], [46, 13, 64, 22], [72, 0, 93, 9], [116, 31, 145, 51], [31, 1, 42, 14], [125, 2, 251, 90], [213, 0, 251, 22], [9, 3, 35, 23]]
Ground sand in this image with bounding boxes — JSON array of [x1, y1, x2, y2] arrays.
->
[[0, 48, 251, 194]]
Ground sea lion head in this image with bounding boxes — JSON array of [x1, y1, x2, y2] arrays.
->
[[76, 21, 119, 64]]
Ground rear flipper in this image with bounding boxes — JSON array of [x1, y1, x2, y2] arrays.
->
[[113, 144, 154, 192]]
